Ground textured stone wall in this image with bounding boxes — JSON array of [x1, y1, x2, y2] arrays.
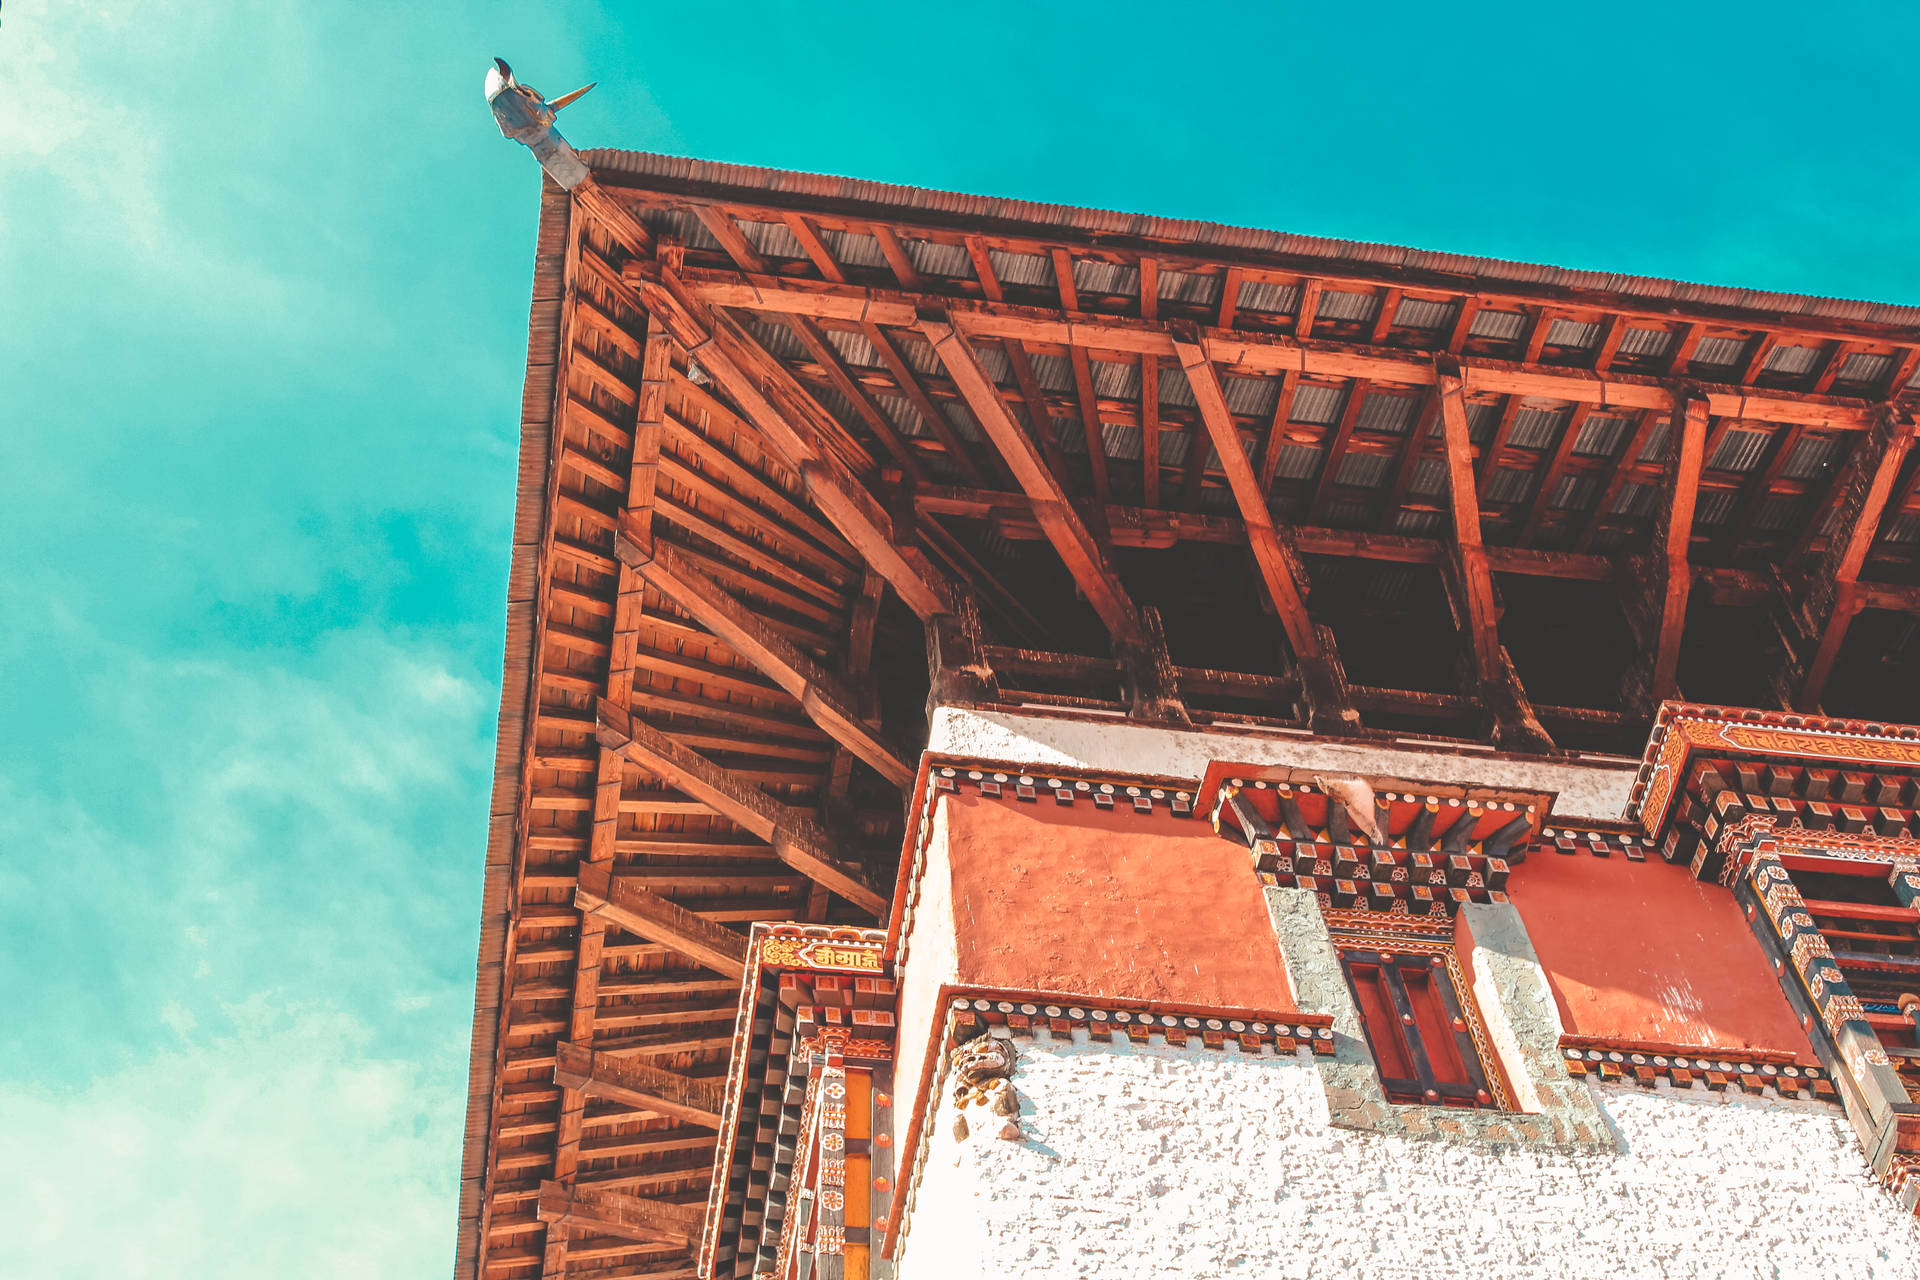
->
[[899, 1036, 1920, 1279]]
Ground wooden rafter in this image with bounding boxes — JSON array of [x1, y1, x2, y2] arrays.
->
[[916, 310, 1137, 642], [596, 699, 887, 914], [625, 259, 955, 621], [537, 1182, 703, 1249], [1375, 388, 1440, 532], [553, 1041, 726, 1129], [613, 527, 914, 788], [1775, 407, 1917, 709], [1171, 321, 1357, 733], [1514, 404, 1595, 547], [1435, 361, 1553, 752], [574, 862, 750, 978], [1307, 380, 1370, 524], [919, 308, 1188, 722]]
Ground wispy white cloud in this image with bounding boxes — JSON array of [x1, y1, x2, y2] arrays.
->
[[0, 997, 459, 1279]]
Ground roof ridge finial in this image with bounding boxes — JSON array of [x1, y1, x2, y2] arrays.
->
[[484, 56, 593, 189]]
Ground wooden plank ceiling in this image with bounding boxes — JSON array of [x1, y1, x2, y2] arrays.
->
[[458, 153, 1920, 1280]]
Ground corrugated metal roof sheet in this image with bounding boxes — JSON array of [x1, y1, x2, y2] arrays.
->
[[1027, 351, 1072, 392], [1696, 489, 1736, 525], [823, 327, 882, 368], [1356, 391, 1419, 434], [1074, 259, 1140, 299], [1091, 358, 1137, 400], [1470, 309, 1528, 341], [1837, 351, 1895, 384], [896, 332, 942, 378], [1753, 495, 1799, 532], [1103, 421, 1143, 462], [1335, 452, 1392, 488], [1318, 290, 1379, 322], [1884, 511, 1920, 544], [976, 341, 1013, 386], [1159, 364, 1196, 407], [1691, 335, 1744, 368], [821, 226, 886, 269], [1410, 457, 1446, 496], [1223, 375, 1280, 417], [1486, 467, 1533, 504], [1393, 297, 1455, 331], [1638, 419, 1672, 463], [1781, 433, 1843, 480], [1573, 413, 1631, 457], [1707, 427, 1772, 472], [1546, 319, 1602, 350], [905, 237, 973, 278], [1617, 327, 1674, 359], [1290, 383, 1346, 425], [1159, 269, 1221, 306], [1466, 400, 1500, 443], [1394, 509, 1445, 535], [1615, 482, 1657, 518], [1508, 407, 1568, 451], [1272, 443, 1321, 480], [737, 218, 806, 259], [875, 392, 925, 438], [987, 248, 1052, 289], [1553, 473, 1600, 511], [1159, 427, 1193, 467], [1238, 279, 1300, 315], [1765, 343, 1823, 376]]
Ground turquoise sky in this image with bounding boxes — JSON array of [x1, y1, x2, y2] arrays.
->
[[4, 2, 1918, 1274]]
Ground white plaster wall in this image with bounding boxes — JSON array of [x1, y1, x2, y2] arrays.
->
[[900, 1036, 1920, 1280], [928, 707, 1638, 822]]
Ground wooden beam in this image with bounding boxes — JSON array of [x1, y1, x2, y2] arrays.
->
[[624, 260, 954, 620], [1623, 392, 1709, 708], [553, 1041, 726, 1129], [1171, 321, 1357, 734], [596, 699, 887, 914], [673, 272, 1881, 430], [1435, 360, 1553, 753], [574, 862, 748, 978], [614, 528, 914, 788], [537, 1182, 702, 1249], [916, 308, 1141, 645], [1775, 407, 1917, 709]]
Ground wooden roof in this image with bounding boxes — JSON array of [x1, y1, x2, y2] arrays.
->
[[458, 145, 1920, 1280]]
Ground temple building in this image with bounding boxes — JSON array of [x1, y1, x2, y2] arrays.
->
[[460, 63, 1920, 1279]]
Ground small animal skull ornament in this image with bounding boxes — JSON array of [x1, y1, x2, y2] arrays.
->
[[1314, 773, 1383, 844]]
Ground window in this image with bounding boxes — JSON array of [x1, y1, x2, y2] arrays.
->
[[1338, 943, 1508, 1110]]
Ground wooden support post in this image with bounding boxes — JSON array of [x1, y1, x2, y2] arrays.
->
[[1620, 391, 1709, 710], [1435, 360, 1554, 753], [614, 529, 915, 788], [596, 699, 888, 914], [553, 1041, 727, 1128], [1171, 321, 1357, 735], [537, 1182, 703, 1249], [1773, 407, 1916, 710]]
